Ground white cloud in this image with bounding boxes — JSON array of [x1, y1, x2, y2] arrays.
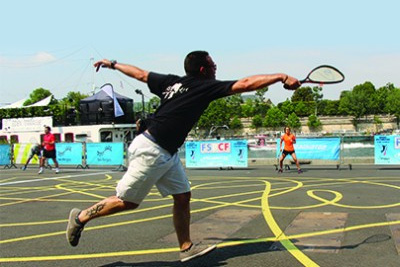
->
[[0, 52, 56, 68]]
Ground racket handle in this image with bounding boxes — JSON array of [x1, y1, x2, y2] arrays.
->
[[284, 83, 301, 90]]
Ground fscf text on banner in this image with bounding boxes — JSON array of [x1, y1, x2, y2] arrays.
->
[[185, 140, 248, 168]]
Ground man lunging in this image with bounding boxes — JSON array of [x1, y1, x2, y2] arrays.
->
[[66, 51, 300, 262]]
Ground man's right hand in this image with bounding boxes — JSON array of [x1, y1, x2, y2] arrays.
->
[[283, 76, 301, 90], [94, 59, 112, 72]]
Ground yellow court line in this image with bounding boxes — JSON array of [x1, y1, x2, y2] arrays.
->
[[1, 175, 399, 263], [0, 247, 179, 262], [271, 189, 343, 210], [261, 180, 320, 267], [0, 196, 258, 244], [1, 218, 399, 263]]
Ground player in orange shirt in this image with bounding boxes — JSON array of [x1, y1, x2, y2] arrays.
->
[[278, 126, 302, 173]]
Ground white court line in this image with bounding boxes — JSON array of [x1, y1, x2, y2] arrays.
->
[[0, 171, 116, 186]]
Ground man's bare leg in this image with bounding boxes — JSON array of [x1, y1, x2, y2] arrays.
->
[[78, 196, 138, 224], [172, 192, 192, 250]]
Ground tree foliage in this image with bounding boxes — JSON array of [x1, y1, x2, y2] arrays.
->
[[291, 87, 314, 102], [251, 114, 263, 129], [3, 80, 400, 133], [307, 114, 322, 131], [23, 88, 53, 106], [286, 112, 301, 130], [263, 107, 286, 130]]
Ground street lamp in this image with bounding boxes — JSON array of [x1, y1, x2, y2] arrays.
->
[[135, 89, 145, 118], [208, 125, 229, 138]]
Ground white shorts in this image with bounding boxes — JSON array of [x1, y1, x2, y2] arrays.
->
[[116, 133, 190, 204]]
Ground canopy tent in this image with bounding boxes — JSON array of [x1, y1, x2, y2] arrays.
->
[[0, 95, 52, 109], [0, 98, 28, 109], [79, 85, 134, 124]]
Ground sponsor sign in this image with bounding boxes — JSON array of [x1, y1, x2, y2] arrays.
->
[[374, 135, 400, 165], [185, 140, 248, 168], [276, 138, 341, 160]]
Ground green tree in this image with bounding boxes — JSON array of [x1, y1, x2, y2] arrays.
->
[[318, 100, 339, 116], [286, 112, 301, 130], [312, 86, 323, 115], [307, 114, 322, 131], [278, 99, 294, 115], [226, 94, 243, 117], [385, 86, 400, 128], [374, 83, 392, 114], [339, 82, 376, 122], [291, 87, 313, 102], [23, 88, 52, 106], [197, 98, 230, 129], [251, 114, 263, 129], [255, 87, 269, 102], [56, 91, 89, 125], [373, 115, 383, 133], [241, 98, 255, 119], [263, 107, 286, 130], [59, 91, 89, 110], [148, 96, 161, 113], [229, 116, 243, 130], [253, 101, 271, 117], [294, 101, 310, 117]]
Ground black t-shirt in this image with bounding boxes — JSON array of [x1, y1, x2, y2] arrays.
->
[[146, 72, 236, 155], [31, 145, 41, 155]]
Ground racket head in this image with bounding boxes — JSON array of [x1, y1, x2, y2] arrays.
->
[[300, 65, 345, 85]]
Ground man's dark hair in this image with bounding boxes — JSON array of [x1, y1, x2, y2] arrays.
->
[[45, 126, 51, 131], [184, 51, 209, 77]]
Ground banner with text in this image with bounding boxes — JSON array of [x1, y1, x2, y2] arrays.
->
[[185, 140, 248, 168], [374, 135, 400, 165], [55, 143, 83, 165], [0, 145, 11, 165], [86, 142, 124, 165], [276, 138, 341, 160]]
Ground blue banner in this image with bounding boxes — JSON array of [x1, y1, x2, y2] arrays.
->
[[0, 145, 11, 165], [185, 140, 248, 168], [86, 143, 124, 165], [276, 138, 340, 160], [374, 135, 400, 165], [54, 143, 83, 165]]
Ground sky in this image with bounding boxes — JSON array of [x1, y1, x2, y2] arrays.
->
[[1, 0, 399, 106]]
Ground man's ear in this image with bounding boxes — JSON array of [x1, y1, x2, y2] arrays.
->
[[199, 66, 206, 75]]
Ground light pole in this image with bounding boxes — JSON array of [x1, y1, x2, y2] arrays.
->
[[135, 89, 145, 118], [208, 125, 229, 138]]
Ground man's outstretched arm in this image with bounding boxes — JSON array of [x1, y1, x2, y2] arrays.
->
[[230, 73, 300, 94], [93, 59, 149, 83]]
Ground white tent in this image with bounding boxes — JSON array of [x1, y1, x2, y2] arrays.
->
[[26, 95, 52, 107], [0, 95, 52, 109], [0, 98, 28, 109]]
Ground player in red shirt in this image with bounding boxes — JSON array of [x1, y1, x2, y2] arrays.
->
[[278, 126, 302, 173], [39, 126, 59, 174]]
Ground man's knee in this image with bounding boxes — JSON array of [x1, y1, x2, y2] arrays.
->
[[111, 196, 139, 210], [173, 192, 191, 206]]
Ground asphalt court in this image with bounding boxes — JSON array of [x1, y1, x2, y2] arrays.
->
[[0, 165, 399, 266]]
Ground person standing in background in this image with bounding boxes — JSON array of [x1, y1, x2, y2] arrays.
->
[[22, 144, 42, 171], [38, 126, 59, 174], [278, 126, 302, 173]]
